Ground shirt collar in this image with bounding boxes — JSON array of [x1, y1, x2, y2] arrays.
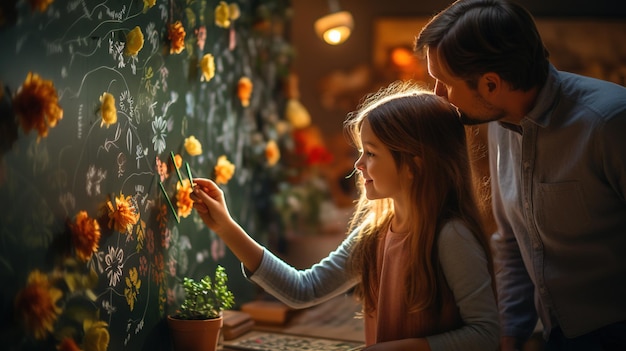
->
[[524, 63, 560, 128]]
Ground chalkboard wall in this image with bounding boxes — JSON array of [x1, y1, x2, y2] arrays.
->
[[0, 0, 292, 350]]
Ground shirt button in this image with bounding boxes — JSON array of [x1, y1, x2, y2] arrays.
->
[[523, 161, 530, 169]]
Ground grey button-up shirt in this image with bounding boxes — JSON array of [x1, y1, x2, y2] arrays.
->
[[490, 64, 626, 340]]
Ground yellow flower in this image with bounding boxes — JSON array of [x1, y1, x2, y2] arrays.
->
[[106, 193, 139, 234], [229, 3, 241, 21], [28, 0, 53, 12], [124, 267, 141, 311], [13, 72, 63, 141], [124, 26, 144, 56], [237, 76, 253, 107], [184, 135, 203, 156], [70, 211, 101, 262], [285, 98, 311, 129], [173, 154, 183, 169], [176, 179, 194, 218], [214, 155, 235, 185], [200, 53, 215, 82], [14, 270, 62, 340], [215, 1, 231, 28], [57, 337, 81, 351], [83, 320, 109, 351], [142, 0, 156, 13], [265, 140, 280, 166], [168, 21, 186, 54], [99, 92, 117, 128]]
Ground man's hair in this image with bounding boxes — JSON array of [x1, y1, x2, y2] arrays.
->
[[415, 0, 549, 91]]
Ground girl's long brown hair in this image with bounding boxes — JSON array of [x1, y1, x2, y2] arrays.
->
[[344, 81, 494, 316]]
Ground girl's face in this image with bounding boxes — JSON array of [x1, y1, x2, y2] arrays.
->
[[354, 118, 411, 201]]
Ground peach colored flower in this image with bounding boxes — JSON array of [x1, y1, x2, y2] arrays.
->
[[215, 1, 231, 28], [173, 154, 183, 169], [237, 76, 253, 107], [195, 26, 207, 50], [176, 179, 194, 218], [28, 0, 53, 12], [99, 92, 117, 128], [124, 26, 144, 56], [168, 21, 186, 54], [106, 193, 139, 234], [13, 72, 63, 141], [83, 320, 109, 351], [285, 98, 311, 129], [142, 0, 156, 13], [265, 140, 280, 166], [14, 270, 62, 340], [70, 210, 101, 262], [184, 135, 202, 156], [200, 53, 215, 82], [57, 337, 81, 351], [214, 155, 235, 185]]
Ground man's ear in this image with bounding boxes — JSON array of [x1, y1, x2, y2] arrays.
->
[[479, 72, 501, 96]]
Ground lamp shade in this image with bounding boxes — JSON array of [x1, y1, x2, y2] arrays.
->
[[314, 11, 354, 45]]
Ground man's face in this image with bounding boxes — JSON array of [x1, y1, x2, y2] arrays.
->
[[426, 47, 504, 125]]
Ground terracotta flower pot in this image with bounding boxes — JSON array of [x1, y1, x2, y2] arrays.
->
[[167, 315, 223, 351]]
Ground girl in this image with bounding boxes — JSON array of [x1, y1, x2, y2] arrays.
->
[[190, 81, 499, 350]]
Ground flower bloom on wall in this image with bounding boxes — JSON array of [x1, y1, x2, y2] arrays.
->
[[214, 155, 235, 185], [195, 26, 207, 50], [70, 210, 101, 262], [285, 99, 311, 129], [176, 179, 194, 218], [124, 267, 141, 311], [237, 76, 253, 107], [265, 140, 280, 166], [99, 92, 117, 128], [168, 21, 186, 54], [124, 26, 144, 56], [13, 72, 63, 141], [215, 1, 231, 28], [28, 0, 53, 12], [229, 3, 241, 21], [106, 193, 139, 234], [14, 270, 62, 340], [83, 319, 110, 351], [184, 135, 202, 156], [142, 0, 156, 13], [57, 337, 81, 351], [173, 153, 183, 169], [200, 53, 216, 82]]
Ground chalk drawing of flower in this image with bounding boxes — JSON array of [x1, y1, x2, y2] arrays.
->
[[105, 246, 124, 287], [151, 115, 167, 154]]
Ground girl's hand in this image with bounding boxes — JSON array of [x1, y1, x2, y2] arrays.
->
[[190, 178, 234, 234]]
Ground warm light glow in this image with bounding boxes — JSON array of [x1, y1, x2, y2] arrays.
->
[[314, 11, 354, 45]]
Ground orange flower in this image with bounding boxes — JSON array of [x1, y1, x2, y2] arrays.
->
[[70, 211, 101, 262], [28, 0, 53, 12], [184, 135, 202, 156], [214, 155, 235, 185], [13, 72, 63, 141], [176, 179, 194, 218], [57, 337, 82, 351], [106, 193, 139, 234], [237, 76, 253, 107], [99, 92, 117, 128], [124, 26, 144, 56], [14, 270, 62, 340], [265, 140, 280, 166], [173, 154, 183, 169], [168, 21, 186, 54]]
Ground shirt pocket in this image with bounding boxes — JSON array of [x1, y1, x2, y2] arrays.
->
[[535, 181, 591, 237]]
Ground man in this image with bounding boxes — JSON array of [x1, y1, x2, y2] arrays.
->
[[414, 0, 626, 350]]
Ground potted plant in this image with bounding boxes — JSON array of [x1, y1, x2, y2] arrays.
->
[[167, 265, 235, 351]]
